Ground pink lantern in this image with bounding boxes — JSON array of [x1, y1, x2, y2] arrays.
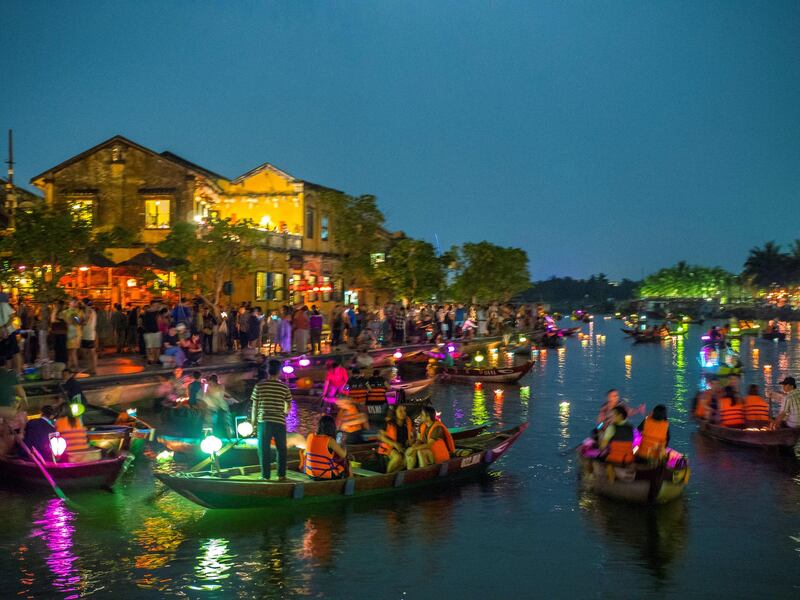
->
[[49, 434, 67, 459], [298, 357, 311, 368], [393, 351, 403, 360], [282, 364, 295, 375]]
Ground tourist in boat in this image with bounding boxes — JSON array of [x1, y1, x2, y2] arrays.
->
[[377, 405, 414, 473], [347, 368, 368, 404], [366, 369, 388, 404], [637, 404, 670, 462], [55, 403, 90, 460], [772, 377, 800, 430], [599, 406, 634, 465], [406, 406, 455, 468], [21, 404, 56, 461], [301, 415, 349, 480], [321, 357, 349, 401], [251, 359, 291, 481], [204, 374, 231, 437], [743, 384, 770, 428], [187, 371, 204, 408], [716, 385, 744, 428], [595, 389, 644, 434], [335, 398, 368, 444]]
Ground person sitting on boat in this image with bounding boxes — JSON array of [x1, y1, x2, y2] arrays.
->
[[187, 371, 204, 408], [346, 368, 368, 404], [595, 389, 644, 435], [743, 384, 770, 428], [636, 404, 670, 462], [21, 404, 56, 462], [772, 377, 800, 430], [377, 405, 414, 473], [366, 369, 388, 405], [716, 385, 745, 428], [54, 403, 90, 461], [599, 406, 634, 465], [335, 398, 368, 444], [406, 406, 455, 469], [301, 415, 349, 480], [321, 357, 349, 401]]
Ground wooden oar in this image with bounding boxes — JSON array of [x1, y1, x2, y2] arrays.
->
[[17, 438, 72, 504], [189, 442, 236, 472]]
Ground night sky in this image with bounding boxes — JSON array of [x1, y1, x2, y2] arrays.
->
[[2, 1, 799, 280]]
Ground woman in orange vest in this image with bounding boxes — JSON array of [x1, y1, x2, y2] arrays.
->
[[599, 406, 635, 465], [334, 398, 368, 444], [406, 405, 455, 469], [743, 384, 770, 428], [637, 404, 670, 461], [54, 404, 90, 461], [300, 415, 348, 480], [377, 405, 414, 473], [717, 386, 745, 428]]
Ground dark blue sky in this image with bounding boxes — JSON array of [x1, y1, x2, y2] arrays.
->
[[3, 1, 799, 280]]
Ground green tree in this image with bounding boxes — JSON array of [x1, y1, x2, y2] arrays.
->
[[450, 242, 531, 302], [158, 218, 261, 305], [316, 191, 385, 288], [742, 241, 791, 288], [0, 204, 92, 301], [639, 261, 734, 298], [373, 238, 445, 302]]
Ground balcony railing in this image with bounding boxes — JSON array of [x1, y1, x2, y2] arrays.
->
[[257, 230, 303, 251]]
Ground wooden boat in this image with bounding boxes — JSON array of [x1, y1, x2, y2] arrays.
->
[[560, 327, 581, 337], [0, 453, 129, 490], [577, 445, 689, 505], [621, 328, 636, 336], [438, 360, 534, 384], [697, 420, 800, 449], [86, 425, 153, 456], [632, 332, 668, 344], [155, 424, 527, 509]]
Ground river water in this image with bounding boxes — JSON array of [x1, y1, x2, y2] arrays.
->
[[2, 319, 799, 598]]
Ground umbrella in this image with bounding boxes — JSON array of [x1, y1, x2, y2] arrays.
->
[[116, 249, 183, 271]]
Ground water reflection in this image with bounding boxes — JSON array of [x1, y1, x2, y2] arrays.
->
[[471, 390, 488, 425], [30, 499, 82, 598], [672, 336, 687, 416], [580, 494, 689, 580], [190, 537, 233, 592]]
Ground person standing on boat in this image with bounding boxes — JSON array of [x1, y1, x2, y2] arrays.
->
[[772, 377, 800, 430], [205, 374, 231, 437], [251, 359, 291, 481]]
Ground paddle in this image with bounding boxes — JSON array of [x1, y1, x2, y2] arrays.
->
[[189, 442, 235, 472], [17, 438, 73, 505]]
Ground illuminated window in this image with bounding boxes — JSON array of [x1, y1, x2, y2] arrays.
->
[[69, 197, 94, 225], [145, 198, 171, 229], [256, 272, 285, 301], [321, 214, 329, 241], [370, 253, 386, 267], [305, 208, 315, 239], [322, 275, 332, 302]]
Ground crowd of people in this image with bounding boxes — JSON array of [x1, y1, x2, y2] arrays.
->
[[693, 376, 799, 430]]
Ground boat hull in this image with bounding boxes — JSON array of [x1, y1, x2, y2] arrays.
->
[[697, 421, 800, 449], [0, 454, 129, 490], [155, 424, 527, 509], [438, 361, 534, 384], [578, 455, 688, 505]]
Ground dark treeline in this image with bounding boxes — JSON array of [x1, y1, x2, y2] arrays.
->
[[517, 274, 640, 306]]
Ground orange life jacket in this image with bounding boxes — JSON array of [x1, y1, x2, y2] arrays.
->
[[606, 422, 634, 465], [55, 416, 90, 457], [338, 402, 367, 433], [744, 395, 770, 426], [348, 387, 368, 404], [420, 420, 455, 464], [366, 385, 387, 404], [719, 397, 744, 428], [694, 391, 710, 419], [638, 418, 669, 460], [378, 417, 413, 455], [302, 433, 345, 480]]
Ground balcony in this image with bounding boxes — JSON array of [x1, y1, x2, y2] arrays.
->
[[257, 230, 303, 251]]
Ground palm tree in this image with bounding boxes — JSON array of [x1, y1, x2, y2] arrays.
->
[[743, 242, 790, 288]]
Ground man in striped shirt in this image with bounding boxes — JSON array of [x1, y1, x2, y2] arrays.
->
[[774, 377, 800, 429], [251, 359, 291, 480]]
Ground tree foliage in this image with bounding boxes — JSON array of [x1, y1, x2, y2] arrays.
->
[[524, 273, 640, 304], [450, 242, 530, 302], [639, 261, 734, 298], [0, 204, 93, 301], [158, 218, 261, 305], [316, 191, 385, 288], [742, 241, 794, 288], [373, 238, 445, 302]]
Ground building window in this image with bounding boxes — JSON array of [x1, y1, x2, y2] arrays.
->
[[321, 214, 329, 241], [68, 197, 94, 226], [322, 275, 332, 302], [145, 198, 171, 229], [370, 252, 386, 267], [305, 207, 314, 239], [256, 271, 285, 301]]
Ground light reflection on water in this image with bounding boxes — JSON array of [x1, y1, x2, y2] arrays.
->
[[1, 320, 799, 598]]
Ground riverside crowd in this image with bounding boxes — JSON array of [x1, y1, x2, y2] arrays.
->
[[0, 294, 543, 375]]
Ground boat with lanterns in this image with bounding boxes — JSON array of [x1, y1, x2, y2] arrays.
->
[[154, 423, 527, 509], [0, 453, 130, 490], [697, 344, 742, 376], [438, 360, 535, 384], [577, 439, 690, 505]]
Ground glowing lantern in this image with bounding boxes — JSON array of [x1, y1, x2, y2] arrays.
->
[[298, 356, 311, 368], [474, 382, 483, 391], [126, 408, 137, 418], [69, 401, 85, 417], [447, 345, 456, 353], [519, 336, 527, 343], [624, 355, 632, 364], [126, 278, 138, 288], [200, 435, 223, 455], [156, 450, 174, 462], [49, 433, 67, 458], [393, 351, 403, 360], [494, 389, 504, 399], [282, 364, 295, 375], [474, 354, 485, 363], [237, 420, 254, 438]]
